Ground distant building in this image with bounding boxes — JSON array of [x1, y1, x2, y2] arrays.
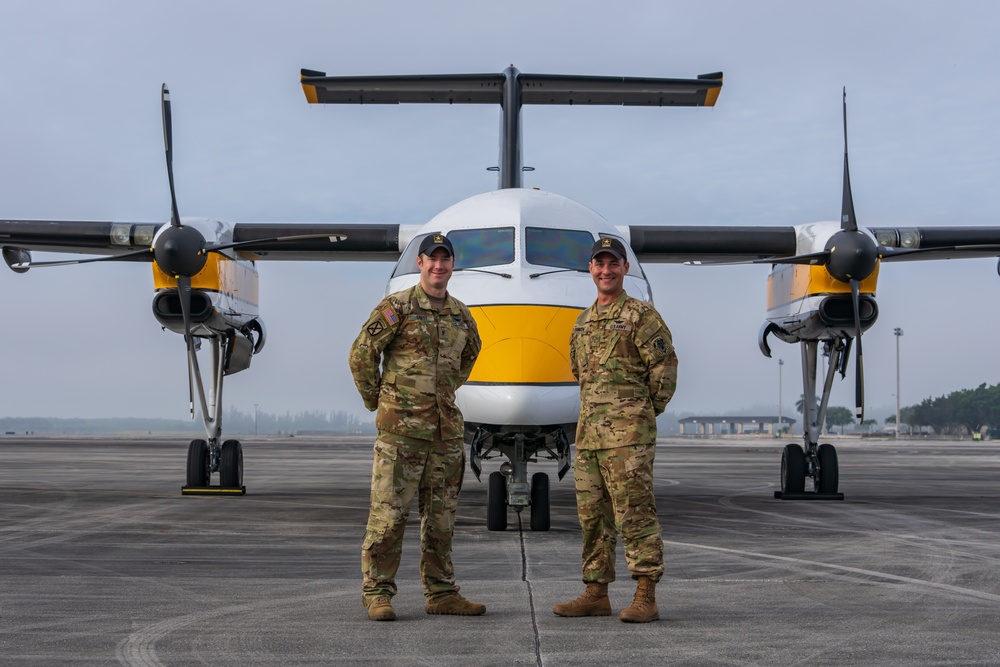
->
[[678, 416, 796, 436]]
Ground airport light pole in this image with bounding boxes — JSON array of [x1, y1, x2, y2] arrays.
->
[[894, 328, 903, 439]]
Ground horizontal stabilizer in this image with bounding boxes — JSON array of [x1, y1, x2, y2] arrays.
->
[[301, 69, 722, 107]]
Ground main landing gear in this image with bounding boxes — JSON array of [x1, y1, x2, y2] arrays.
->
[[774, 339, 844, 500], [183, 438, 245, 495], [777, 441, 840, 499], [471, 426, 570, 531]]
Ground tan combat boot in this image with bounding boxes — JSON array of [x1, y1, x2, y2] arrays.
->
[[365, 595, 396, 621], [425, 592, 486, 615], [552, 582, 611, 617], [619, 576, 659, 623]]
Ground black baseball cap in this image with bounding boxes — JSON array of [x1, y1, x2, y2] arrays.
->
[[418, 233, 454, 257], [590, 237, 627, 261]]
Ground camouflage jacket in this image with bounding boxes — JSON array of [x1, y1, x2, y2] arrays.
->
[[349, 284, 481, 442], [570, 291, 677, 449]]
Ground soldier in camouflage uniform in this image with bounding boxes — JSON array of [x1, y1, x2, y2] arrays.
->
[[348, 233, 485, 622], [553, 237, 677, 623]]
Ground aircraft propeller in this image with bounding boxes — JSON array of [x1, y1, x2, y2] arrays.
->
[[749, 90, 874, 422], [158, 83, 203, 416]]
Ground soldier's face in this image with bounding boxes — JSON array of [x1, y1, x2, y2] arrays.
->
[[417, 248, 454, 294], [589, 253, 628, 299]]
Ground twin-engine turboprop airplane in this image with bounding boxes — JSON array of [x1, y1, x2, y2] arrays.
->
[[3, 67, 1000, 526]]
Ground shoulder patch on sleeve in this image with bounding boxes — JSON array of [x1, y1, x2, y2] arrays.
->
[[381, 305, 399, 326], [367, 319, 386, 337], [652, 336, 668, 354]]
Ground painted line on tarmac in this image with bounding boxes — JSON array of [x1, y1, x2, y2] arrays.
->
[[666, 539, 1000, 604]]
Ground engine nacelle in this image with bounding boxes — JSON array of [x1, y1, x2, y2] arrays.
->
[[151, 290, 213, 330]]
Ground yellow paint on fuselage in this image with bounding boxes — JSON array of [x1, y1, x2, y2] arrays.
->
[[467, 304, 582, 384], [767, 262, 879, 311], [152, 252, 259, 307]]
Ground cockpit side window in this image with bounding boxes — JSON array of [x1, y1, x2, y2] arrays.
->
[[525, 227, 593, 270], [450, 227, 515, 269], [390, 232, 434, 278]]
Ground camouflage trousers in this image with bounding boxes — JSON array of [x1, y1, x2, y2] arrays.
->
[[574, 443, 663, 584], [361, 431, 465, 604]]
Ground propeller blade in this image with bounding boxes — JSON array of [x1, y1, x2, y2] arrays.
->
[[10, 247, 153, 269], [850, 279, 864, 423], [841, 88, 858, 232], [161, 84, 181, 228], [205, 232, 347, 254], [685, 250, 829, 267], [176, 274, 197, 417], [752, 251, 831, 266]]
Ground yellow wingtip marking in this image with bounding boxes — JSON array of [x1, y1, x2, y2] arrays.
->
[[302, 83, 318, 104]]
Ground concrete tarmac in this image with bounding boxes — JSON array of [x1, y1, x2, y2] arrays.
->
[[2, 435, 1000, 666]]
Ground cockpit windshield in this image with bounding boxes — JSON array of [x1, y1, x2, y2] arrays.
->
[[525, 227, 643, 278], [390, 227, 515, 278], [451, 227, 515, 269], [525, 227, 593, 271], [391, 226, 643, 279]]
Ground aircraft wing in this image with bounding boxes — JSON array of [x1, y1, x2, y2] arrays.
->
[[0, 219, 161, 258], [628, 226, 797, 263], [869, 226, 1000, 261], [627, 224, 1000, 263], [231, 223, 405, 261], [0, 219, 409, 268]]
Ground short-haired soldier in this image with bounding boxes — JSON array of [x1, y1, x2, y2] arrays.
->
[[553, 237, 678, 623], [349, 233, 485, 621]]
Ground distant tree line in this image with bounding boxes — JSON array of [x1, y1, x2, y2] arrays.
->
[[225, 407, 375, 435], [0, 407, 376, 436], [901, 382, 1000, 435]]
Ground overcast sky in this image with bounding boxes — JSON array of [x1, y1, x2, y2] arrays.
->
[[1, 1, 998, 424]]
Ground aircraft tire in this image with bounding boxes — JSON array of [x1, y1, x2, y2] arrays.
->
[[530, 472, 550, 531], [220, 439, 244, 488], [186, 439, 210, 487], [780, 443, 806, 494], [815, 443, 839, 494], [487, 471, 507, 531]]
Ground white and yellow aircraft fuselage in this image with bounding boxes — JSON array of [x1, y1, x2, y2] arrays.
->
[[383, 188, 653, 528]]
